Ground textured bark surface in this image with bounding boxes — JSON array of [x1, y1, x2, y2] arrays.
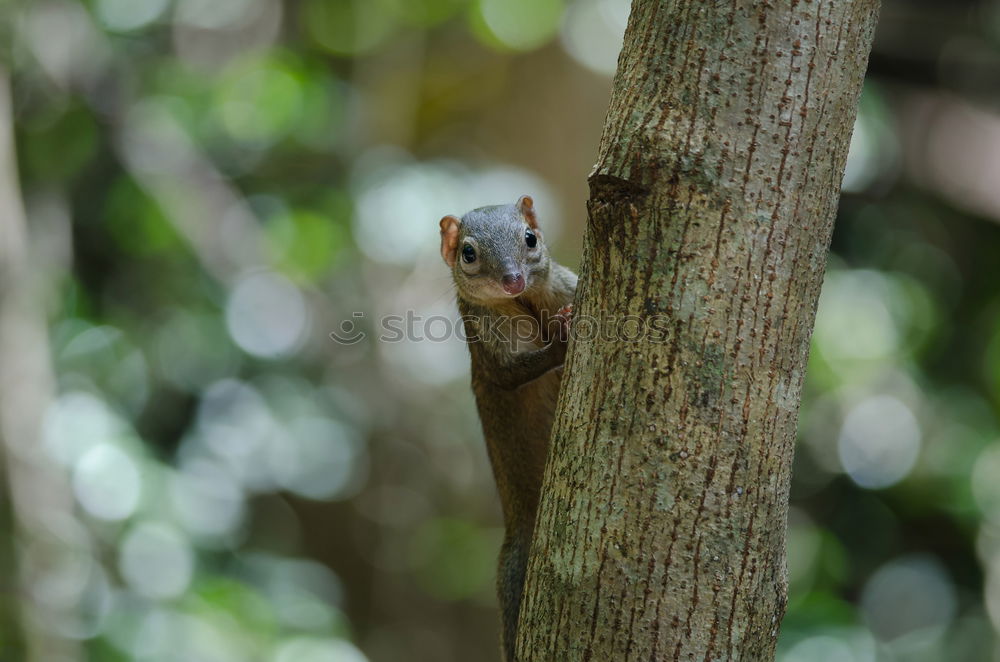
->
[[516, 1, 880, 660]]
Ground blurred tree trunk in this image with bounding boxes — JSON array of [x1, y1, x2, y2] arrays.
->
[[0, 68, 79, 662], [516, 1, 879, 660]]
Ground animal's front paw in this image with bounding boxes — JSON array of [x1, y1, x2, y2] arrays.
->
[[552, 304, 574, 342]]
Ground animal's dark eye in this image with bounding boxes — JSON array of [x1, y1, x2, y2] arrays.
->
[[462, 244, 477, 263], [525, 229, 537, 248]]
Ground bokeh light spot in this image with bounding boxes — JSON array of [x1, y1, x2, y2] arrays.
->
[[352, 158, 463, 266], [43, 391, 120, 467], [860, 555, 956, 643], [244, 554, 344, 631], [302, 0, 396, 56], [781, 635, 858, 662], [814, 270, 900, 363], [216, 57, 305, 147], [271, 416, 364, 501], [473, 0, 565, 51], [272, 637, 369, 662], [838, 395, 921, 489], [171, 460, 246, 541], [265, 209, 344, 282], [194, 379, 279, 491], [73, 444, 142, 521], [378, 302, 470, 386], [95, 0, 170, 32], [119, 523, 195, 600], [560, 0, 628, 75], [225, 270, 309, 359]]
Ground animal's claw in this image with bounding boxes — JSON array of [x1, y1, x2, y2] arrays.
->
[[553, 304, 574, 342]]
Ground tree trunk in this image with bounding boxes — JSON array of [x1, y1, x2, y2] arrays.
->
[[516, 1, 880, 660], [0, 68, 79, 662]]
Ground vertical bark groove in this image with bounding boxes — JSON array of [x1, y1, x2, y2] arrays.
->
[[516, 1, 880, 660]]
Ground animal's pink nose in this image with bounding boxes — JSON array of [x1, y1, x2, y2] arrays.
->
[[501, 272, 525, 295]]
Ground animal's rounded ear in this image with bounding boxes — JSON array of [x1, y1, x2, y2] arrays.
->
[[439, 215, 461, 268], [517, 195, 539, 229]]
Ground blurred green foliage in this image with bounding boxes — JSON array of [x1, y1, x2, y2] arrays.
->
[[4, 0, 1000, 661]]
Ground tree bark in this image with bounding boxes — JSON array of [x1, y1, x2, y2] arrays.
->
[[516, 1, 879, 660]]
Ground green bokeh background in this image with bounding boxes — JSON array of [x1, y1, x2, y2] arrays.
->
[[3, 0, 1000, 660]]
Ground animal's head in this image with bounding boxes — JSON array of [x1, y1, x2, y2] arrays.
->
[[439, 195, 552, 303]]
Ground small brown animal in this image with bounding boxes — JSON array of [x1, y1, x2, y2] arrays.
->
[[439, 195, 577, 661]]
